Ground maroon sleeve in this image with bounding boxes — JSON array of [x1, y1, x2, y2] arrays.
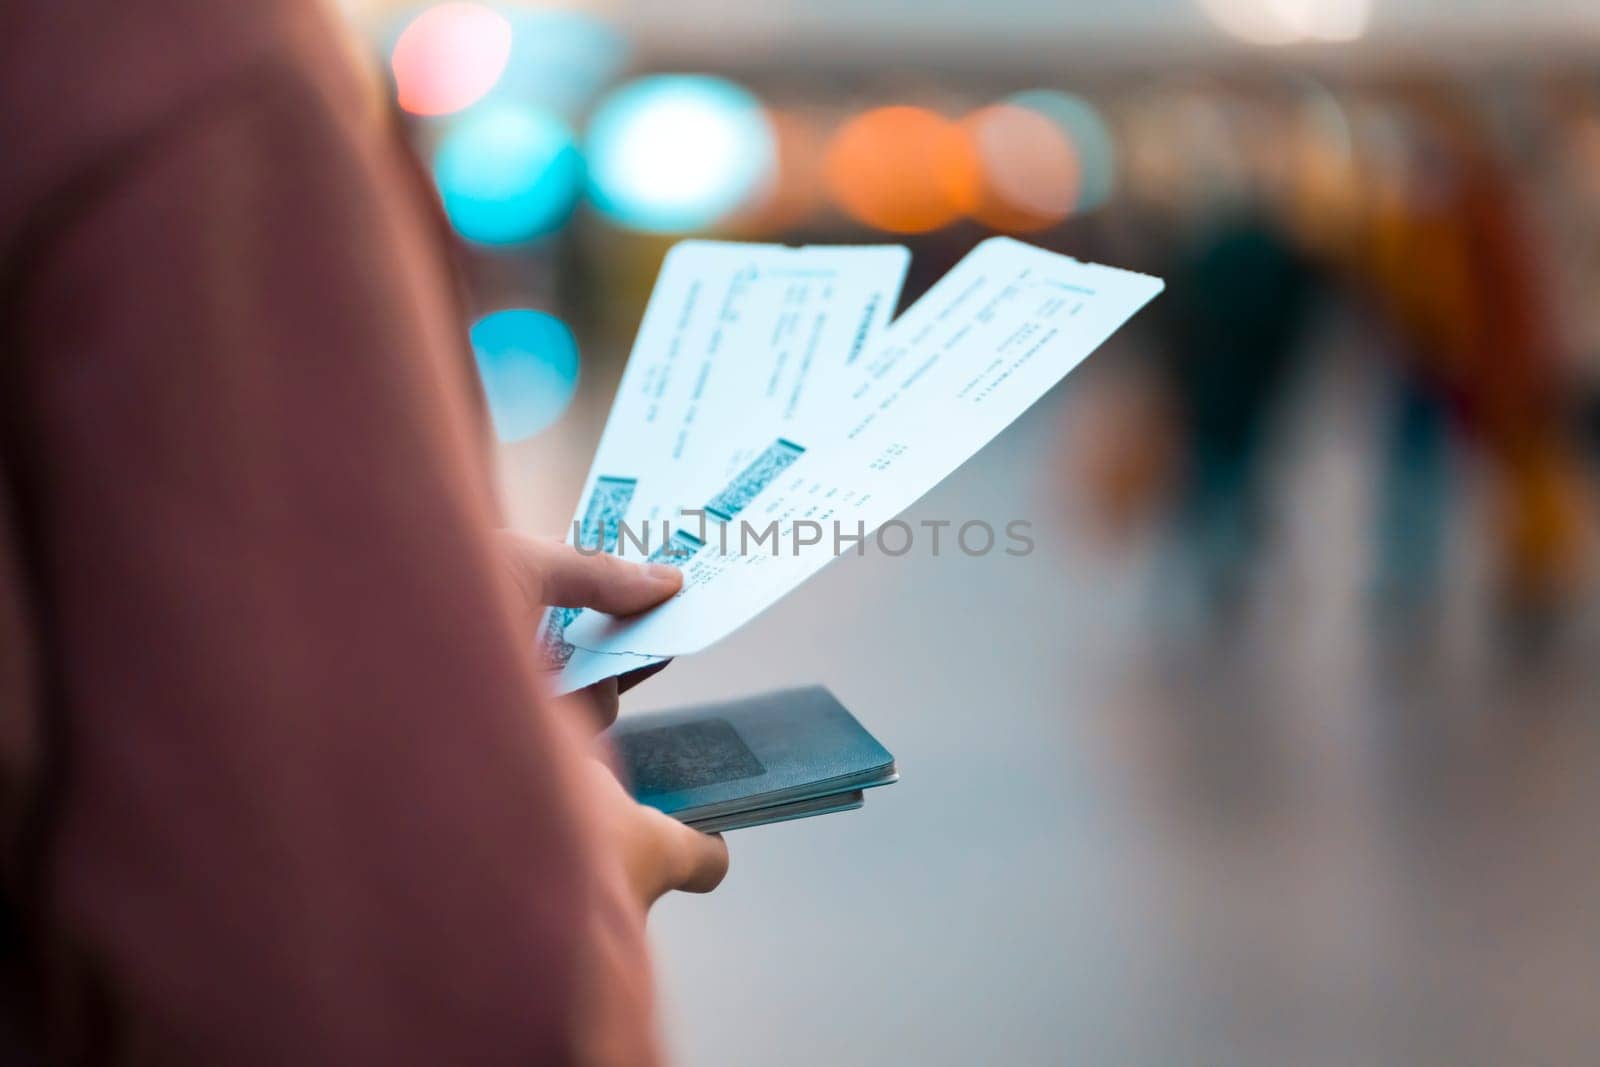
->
[[0, 8, 658, 1065]]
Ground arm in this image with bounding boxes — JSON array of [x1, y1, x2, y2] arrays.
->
[[4, 27, 680, 1064]]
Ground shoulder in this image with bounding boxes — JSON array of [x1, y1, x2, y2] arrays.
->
[[0, 0, 373, 261]]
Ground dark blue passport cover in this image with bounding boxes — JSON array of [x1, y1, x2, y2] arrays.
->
[[606, 686, 897, 825]]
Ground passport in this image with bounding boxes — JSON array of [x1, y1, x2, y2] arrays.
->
[[606, 686, 897, 832]]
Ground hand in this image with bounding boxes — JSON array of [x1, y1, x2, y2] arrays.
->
[[579, 753, 730, 909], [503, 534, 728, 907], [498, 532, 680, 730]]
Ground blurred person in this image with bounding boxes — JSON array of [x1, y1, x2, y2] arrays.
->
[[1117, 91, 1321, 620], [0, 1, 726, 1063], [1277, 93, 1458, 618], [1158, 203, 1318, 616], [1357, 89, 1591, 636], [1328, 104, 1460, 620]]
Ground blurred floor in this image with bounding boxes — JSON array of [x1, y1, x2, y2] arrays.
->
[[508, 350, 1600, 1065]]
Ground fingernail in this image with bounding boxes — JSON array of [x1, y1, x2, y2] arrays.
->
[[645, 563, 681, 581]]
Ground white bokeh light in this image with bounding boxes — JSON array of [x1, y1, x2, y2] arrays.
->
[[586, 75, 775, 232], [1199, 0, 1373, 44]]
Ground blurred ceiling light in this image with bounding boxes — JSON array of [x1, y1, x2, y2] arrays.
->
[[1287, 0, 1372, 41], [1007, 90, 1117, 213], [471, 309, 581, 442], [433, 105, 584, 244], [1197, 0, 1371, 44], [824, 106, 981, 234], [962, 105, 1078, 232], [1197, 0, 1300, 44], [586, 75, 776, 233], [391, 2, 513, 116]]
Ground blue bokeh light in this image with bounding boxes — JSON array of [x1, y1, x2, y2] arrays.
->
[[433, 105, 584, 245], [470, 309, 580, 441], [586, 74, 775, 233]]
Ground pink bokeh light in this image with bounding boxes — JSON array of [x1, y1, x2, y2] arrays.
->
[[391, 3, 513, 117]]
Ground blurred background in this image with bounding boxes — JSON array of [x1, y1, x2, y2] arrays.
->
[[340, 2, 1600, 1062]]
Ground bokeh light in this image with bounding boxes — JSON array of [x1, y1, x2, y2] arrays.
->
[[470, 309, 580, 442], [586, 75, 776, 233], [824, 106, 982, 233], [1197, 0, 1372, 45], [962, 104, 1079, 232], [432, 106, 584, 245], [390, 2, 512, 117], [1007, 90, 1118, 212]]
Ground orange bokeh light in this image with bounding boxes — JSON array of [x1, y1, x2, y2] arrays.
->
[[963, 104, 1080, 233], [391, 3, 513, 117], [824, 106, 982, 233]]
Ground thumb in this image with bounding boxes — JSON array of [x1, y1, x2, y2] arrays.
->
[[502, 534, 682, 615]]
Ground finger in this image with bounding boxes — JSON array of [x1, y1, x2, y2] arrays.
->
[[575, 678, 620, 732], [672, 827, 730, 894], [616, 659, 672, 695], [507, 536, 682, 614]]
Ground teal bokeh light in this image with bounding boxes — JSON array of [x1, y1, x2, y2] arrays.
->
[[433, 106, 583, 245], [470, 309, 580, 441], [585, 74, 774, 233], [1007, 90, 1118, 212]]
